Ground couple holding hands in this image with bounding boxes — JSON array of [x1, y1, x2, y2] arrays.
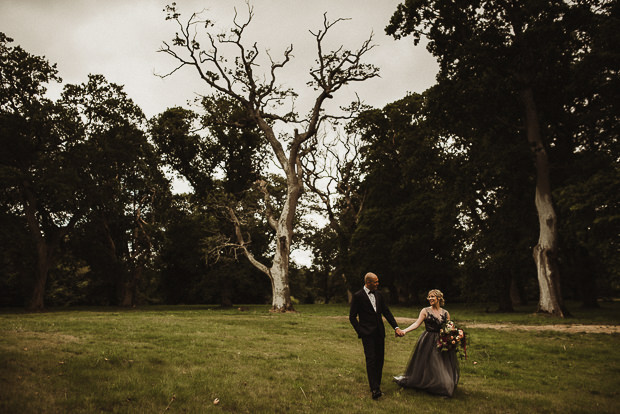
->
[[349, 272, 459, 399]]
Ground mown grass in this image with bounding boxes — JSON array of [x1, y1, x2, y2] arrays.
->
[[0, 302, 619, 413]]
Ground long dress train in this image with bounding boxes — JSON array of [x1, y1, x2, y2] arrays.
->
[[394, 307, 459, 397]]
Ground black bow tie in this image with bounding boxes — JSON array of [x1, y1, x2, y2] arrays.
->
[[368, 291, 375, 295]]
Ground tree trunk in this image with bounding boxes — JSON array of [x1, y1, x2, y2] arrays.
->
[[270, 230, 294, 312], [120, 265, 142, 307], [230, 195, 295, 312], [510, 276, 524, 306], [520, 87, 566, 317], [219, 275, 234, 307], [497, 272, 514, 312], [575, 247, 599, 308], [22, 185, 54, 312], [120, 281, 133, 307], [28, 241, 52, 312], [220, 293, 234, 308], [324, 271, 331, 304], [341, 273, 353, 304]]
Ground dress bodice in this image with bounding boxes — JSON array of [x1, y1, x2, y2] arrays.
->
[[423, 307, 447, 333]]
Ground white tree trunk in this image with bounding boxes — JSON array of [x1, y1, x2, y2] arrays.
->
[[267, 181, 300, 312], [270, 232, 293, 311], [521, 88, 566, 317], [230, 176, 299, 312], [533, 182, 564, 316]]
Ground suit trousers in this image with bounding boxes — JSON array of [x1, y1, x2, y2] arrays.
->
[[361, 332, 385, 392]]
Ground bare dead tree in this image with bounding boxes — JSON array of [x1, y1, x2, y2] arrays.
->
[[159, 3, 379, 311]]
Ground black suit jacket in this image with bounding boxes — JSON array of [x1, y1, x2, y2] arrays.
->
[[349, 288, 399, 338]]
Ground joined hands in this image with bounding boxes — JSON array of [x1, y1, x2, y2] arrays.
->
[[395, 328, 405, 337]]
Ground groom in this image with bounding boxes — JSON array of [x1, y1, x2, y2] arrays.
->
[[349, 272, 404, 399]]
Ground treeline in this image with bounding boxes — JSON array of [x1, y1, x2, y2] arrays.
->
[[0, 33, 274, 310], [1, 0, 618, 311]]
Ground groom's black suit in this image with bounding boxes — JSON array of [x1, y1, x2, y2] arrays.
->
[[349, 287, 399, 394]]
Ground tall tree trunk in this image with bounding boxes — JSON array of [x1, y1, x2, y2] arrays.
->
[[22, 185, 54, 312], [270, 233, 293, 311], [29, 241, 52, 312], [101, 218, 127, 306], [497, 270, 514, 312], [520, 87, 566, 317], [229, 184, 296, 312], [219, 270, 234, 307], [575, 246, 599, 308], [120, 281, 133, 307], [269, 191, 295, 311], [120, 265, 141, 307], [510, 276, 525, 306]]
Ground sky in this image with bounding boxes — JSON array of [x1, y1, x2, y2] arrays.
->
[[0, 0, 439, 119], [1, 0, 439, 266]]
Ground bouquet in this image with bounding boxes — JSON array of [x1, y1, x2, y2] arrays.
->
[[437, 320, 467, 359]]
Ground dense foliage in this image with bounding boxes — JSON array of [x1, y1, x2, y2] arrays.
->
[[0, 1, 617, 310], [380, 0, 618, 310]]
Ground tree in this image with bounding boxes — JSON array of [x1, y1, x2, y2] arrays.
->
[[150, 100, 271, 307], [0, 206, 33, 306], [386, 0, 610, 316], [421, 80, 540, 310], [159, 3, 379, 311], [303, 226, 343, 304], [551, 1, 620, 305], [155, 194, 271, 306], [0, 33, 88, 311], [349, 94, 463, 304], [61, 74, 171, 307]]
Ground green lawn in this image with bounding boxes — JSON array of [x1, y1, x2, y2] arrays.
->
[[1, 302, 619, 413]]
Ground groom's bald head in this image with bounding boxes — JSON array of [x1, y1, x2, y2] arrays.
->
[[364, 272, 379, 291]]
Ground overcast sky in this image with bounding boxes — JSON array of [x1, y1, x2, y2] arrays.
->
[[1, 0, 439, 118]]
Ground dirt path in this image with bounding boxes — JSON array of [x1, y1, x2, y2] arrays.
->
[[335, 316, 619, 334], [461, 323, 619, 334], [393, 318, 620, 334]]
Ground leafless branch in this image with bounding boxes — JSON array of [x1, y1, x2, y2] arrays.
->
[[227, 206, 271, 277], [296, 15, 380, 155], [302, 127, 365, 230], [255, 179, 279, 231]]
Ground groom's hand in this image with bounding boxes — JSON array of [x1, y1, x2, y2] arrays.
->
[[395, 328, 405, 337]]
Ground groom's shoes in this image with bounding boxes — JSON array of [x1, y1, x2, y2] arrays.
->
[[371, 389, 384, 399]]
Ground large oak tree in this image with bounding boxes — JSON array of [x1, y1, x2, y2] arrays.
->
[[0, 33, 89, 311], [386, 0, 612, 316]]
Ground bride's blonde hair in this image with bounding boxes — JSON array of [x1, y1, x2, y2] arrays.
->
[[428, 289, 445, 306]]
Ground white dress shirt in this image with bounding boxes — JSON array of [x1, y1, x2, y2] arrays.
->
[[363, 285, 377, 312]]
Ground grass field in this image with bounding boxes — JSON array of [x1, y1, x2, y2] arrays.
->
[[1, 302, 619, 413]]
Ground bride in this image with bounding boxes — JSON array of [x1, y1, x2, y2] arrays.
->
[[394, 289, 459, 397]]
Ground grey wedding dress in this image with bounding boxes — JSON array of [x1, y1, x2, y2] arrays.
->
[[394, 307, 459, 397]]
